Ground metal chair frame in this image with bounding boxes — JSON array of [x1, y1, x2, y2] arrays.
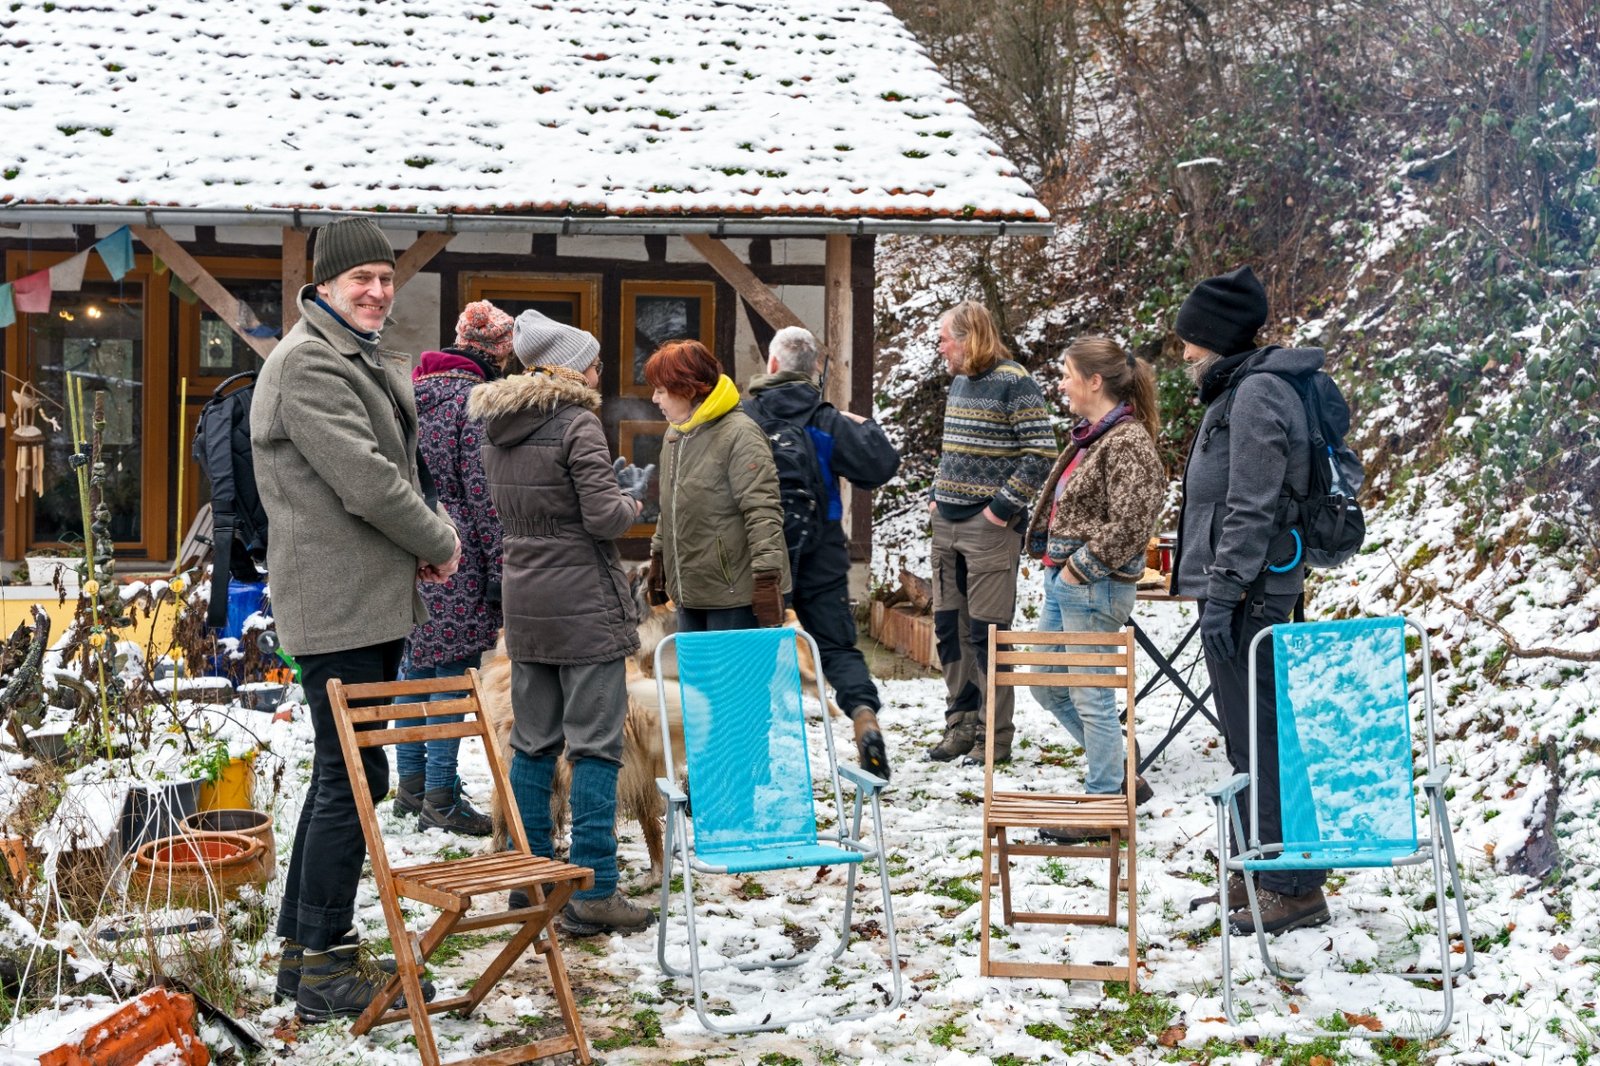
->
[[652, 628, 902, 1033], [1210, 616, 1475, 1037]]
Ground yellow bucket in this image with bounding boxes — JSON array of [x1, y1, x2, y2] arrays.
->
[[198, 754, 257, 812]]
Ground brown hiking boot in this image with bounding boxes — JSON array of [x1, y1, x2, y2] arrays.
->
[[925, 713, 976, 763], [558, 890, 656, 937], [1228, 886, 1331, 934], [850, 707, 890, 783], [1187, 873, 1249, 913]]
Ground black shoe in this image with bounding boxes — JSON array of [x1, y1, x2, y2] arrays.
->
[[1228, 886, 1331, 935], [1134, 776, 1154, 806], [850, 707, 891, 783], [1038, 825, 1111, 844], [294, 940, 436, 1022], [393, 774, 425, 817], [925, 715, 976, 762], [276, 933, 407, 1004], [508, 888, 530, 910], [1187, 873, 1248, 913], [419, 784, 492, 837]]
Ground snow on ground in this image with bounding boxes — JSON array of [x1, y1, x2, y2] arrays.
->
[[216, 582, 1596, 1064]]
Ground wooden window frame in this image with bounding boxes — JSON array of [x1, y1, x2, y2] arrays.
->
[[461, 274, 601, 346], [4, 250, 171, 562], [618, 279, 715, 398]]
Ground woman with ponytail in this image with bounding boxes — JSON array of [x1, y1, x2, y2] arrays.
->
[[1023, 337, 1166, 840]]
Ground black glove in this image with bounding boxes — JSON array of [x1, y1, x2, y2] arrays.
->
[[645, 551, 668, 606], [1200, 598, 1239, 662], [751, 571, 784, 628], [613, 456, 656, 502]]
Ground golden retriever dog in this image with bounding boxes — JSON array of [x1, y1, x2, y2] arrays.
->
[[483, 570, 849, 888]]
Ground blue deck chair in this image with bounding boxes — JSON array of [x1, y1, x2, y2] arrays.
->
[[653, 627, 902, 1033], [1210, 616, 1474, 1036]]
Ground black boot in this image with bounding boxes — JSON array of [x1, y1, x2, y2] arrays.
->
[[393, 773, 425, 817], [277, 932, 412, 1004], [925, 712, 976, 762], [295, 939, 437, 1022], [850, 707, 890, 783], [419, 782, 492, 837]]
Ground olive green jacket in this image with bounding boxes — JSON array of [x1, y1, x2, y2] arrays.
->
[[651, 407, 791, 609], [250, 288, 457, 656]]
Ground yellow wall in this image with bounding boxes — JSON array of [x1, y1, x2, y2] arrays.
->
[[0, 592, 179, 655]]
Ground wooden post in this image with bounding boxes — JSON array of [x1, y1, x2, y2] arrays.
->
[[683, 234, 805, 332], [392, 231, 453, 292], [281, 227, 307, 333], [823, 234, 853, 412], [130, 226, 277, 360]]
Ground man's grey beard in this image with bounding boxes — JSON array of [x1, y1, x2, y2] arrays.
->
[[1185, 351, 1221, 388]]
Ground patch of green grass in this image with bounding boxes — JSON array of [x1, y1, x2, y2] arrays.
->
[[592, 1008, 664, 1051], [936, 876, 980, 907], [929, 1017, 965, 1047], [759, 1054, 803, 1066], [1024, 983, 1177, 1056], [429, 932, 498, 966]]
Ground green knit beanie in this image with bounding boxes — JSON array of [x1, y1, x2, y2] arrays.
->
[[312, 217, 396, 284]]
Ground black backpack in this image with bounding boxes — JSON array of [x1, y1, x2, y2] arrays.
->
[[193, 371, 269, 628], [745, 398, 829, 568], [1219, 361, 1366, 584]]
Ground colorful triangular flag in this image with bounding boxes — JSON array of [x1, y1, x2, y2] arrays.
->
[[152, 254, 168, 276], [12, 270, 51, 314], [171, 275, 198, 305], [48, 250, 89, 293], [94, 226, 134, 281], [0, 283, 14, 329]]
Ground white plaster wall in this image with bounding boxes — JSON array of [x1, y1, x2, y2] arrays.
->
[[557, 235, 648, 261], [383, 271, 442, 362], [4, 223, 76, 240], [451, 231, 533, 256], [213, 226, 282, 246], [729, 282, 825, 383], [666, 236, 749, 263], [771, 237, 827, 266]]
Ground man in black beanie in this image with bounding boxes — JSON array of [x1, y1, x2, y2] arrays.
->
[[1169, 265, 1332, 935]]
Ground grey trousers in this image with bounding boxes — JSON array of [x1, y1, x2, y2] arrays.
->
[[931, 510, 1023, 752], [510, 658, 627, 766]]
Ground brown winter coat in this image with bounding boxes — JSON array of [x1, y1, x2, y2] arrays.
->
[[249, 287, 456, 656], [650, 407, 791, 610], [1024, 419, 1166, 584], [468, 370, 640, 665]]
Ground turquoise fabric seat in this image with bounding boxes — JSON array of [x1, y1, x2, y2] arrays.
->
[[654, 627, 900, 1034], [1210, 616, 1474, 1038]]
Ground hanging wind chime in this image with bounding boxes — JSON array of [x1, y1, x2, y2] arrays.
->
[[8, 382, 58, 501]]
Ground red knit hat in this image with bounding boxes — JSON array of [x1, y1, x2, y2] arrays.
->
[[454, 301, 514, 362]]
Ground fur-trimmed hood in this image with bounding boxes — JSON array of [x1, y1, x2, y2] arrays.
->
[[469, 370, 602, 448]]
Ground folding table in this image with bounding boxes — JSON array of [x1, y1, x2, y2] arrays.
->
[[1127, 587, 1219, 772]]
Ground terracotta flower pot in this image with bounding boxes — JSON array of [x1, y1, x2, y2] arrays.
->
[[180, 808, 275, 877], [128, 830, 267, 907]]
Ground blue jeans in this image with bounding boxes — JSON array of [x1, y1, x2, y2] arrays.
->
[[395, 654, 481, 793], [1031, 569, 1137, 794]]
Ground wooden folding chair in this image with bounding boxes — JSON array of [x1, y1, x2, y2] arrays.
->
[[979, 626, 1140, 988], [328, 670, 595, 1066]]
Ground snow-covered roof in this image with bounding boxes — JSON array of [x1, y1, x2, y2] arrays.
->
[[0, 0, 1048, 226]]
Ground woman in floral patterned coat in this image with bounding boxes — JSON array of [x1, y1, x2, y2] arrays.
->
[[391, 301, 511, 836]]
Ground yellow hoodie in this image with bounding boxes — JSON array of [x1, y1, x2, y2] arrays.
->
[[670, 374, 741, 434]]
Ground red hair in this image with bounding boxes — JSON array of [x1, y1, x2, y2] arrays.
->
[[643, 340, 720, 399]]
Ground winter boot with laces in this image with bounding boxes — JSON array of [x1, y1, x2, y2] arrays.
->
[[392, 773, 425, 817], [925, 712, 976, 763], [294, 939, 437, 1022], [276, 932, 417, 1004], [1187, 873, 1249, 913], [1228, 885, 1331, 935], [557, 890, 656, 937], [419, 782, 493, 837], [850, 707, 891, 783]]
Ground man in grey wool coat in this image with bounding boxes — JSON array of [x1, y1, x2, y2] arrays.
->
[[250, 215, 461, 1022]]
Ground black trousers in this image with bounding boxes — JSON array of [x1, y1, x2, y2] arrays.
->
[[275, 639, 404, 950], [1200, 593, 1326, 896], [791, 525, 879, 715]]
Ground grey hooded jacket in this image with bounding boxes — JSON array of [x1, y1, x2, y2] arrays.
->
[[1172, 346, 1321, 603], [250, 287, 457, 656]]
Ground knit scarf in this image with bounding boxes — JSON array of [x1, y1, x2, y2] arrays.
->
[[670, 374, 740, 433], [1070, 401, 1134, 450]]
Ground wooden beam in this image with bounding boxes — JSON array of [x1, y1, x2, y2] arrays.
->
[[393, 231, 453, 292], [823, 234, 853, 412], [130, 225, 277, 360], [683, 234, 804, 332], [281, 227, 307, 333]]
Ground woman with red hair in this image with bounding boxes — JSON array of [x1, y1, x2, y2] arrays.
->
[[643, 340, 789, 630]]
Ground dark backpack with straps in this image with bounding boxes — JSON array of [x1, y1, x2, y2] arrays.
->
[[745, 398, 829, 567], [1217, 361, 1366, 581], [193, 371, 269, 628]]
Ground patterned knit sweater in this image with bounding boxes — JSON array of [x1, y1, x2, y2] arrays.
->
[[932, 358, 1057, 522]]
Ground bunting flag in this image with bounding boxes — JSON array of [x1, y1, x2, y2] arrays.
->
[[11, 270, 52, 314], [94, 225, 134, 281], [48, 249, 89, 292], [170, 275, 198, 305], [0, 283, 14, 329]]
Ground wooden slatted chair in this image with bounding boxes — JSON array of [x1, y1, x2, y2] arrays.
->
[[328, 670, 595, 1066], [979, 626, 1140, 988]]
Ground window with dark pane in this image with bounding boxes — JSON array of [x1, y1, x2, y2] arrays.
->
[[199, 279, 282, 377], [631, 295, 702, 387]]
